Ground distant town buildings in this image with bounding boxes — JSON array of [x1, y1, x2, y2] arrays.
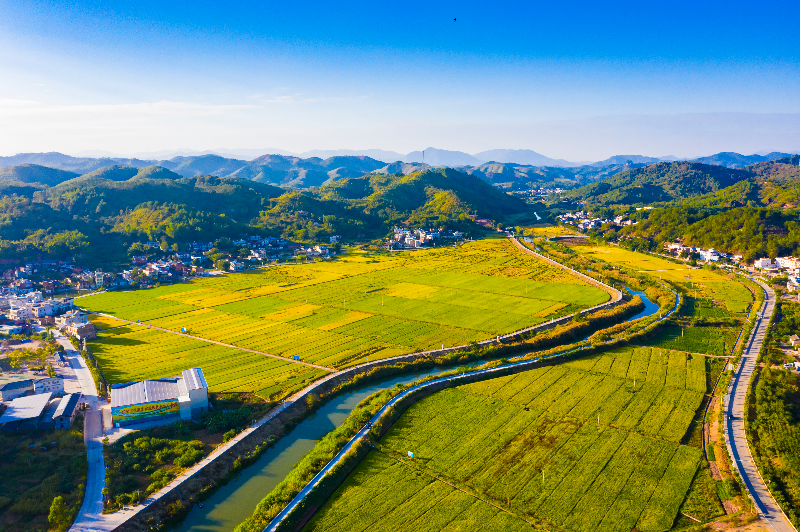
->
[[387, 227, 464, 249], [556, 211, 638, 231]]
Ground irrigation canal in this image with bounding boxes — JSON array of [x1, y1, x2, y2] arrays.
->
[[173, 290, 661, 532]]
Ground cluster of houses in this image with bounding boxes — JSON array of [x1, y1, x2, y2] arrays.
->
[[1, 291, 75, 322], [556, 211, 639, 231], [0, 259, 134, 294], [386, 227, 465, 249], [0, 335, 81, 431], [0, 290, 96, 340], [663, 243, 743, 264], [752, 257, 800, 290], [512, 187, 565, 197], [663, 243, 800, 290]]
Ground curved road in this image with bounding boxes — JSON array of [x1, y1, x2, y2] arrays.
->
[[725, 279, 796, 532]]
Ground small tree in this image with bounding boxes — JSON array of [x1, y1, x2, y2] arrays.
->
[[47, 365, 55, 378], [306, 393, 319, 410], [48, 496, 68, 530]]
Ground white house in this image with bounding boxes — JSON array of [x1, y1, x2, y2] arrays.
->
[[55, 310, 87, 328], [754, 258, 776, 269]]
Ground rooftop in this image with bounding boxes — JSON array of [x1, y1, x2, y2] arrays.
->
[[0, 392, 52, 423], [110, 368, 208, 408], [0, 373, 34, 391], [182, 368, 207, 391], [111, 378, 180, 409], [54, 393, 80, 419]]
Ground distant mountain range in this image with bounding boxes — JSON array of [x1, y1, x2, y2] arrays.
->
[[0, 150, 796, 191]]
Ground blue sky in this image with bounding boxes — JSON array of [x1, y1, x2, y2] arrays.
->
[[1, 0, 798, 160]]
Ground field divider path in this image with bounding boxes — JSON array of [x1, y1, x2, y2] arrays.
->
[[511, 235, 623, 312], [85, 311, 337, 372], [724, 279, 796, 532], [373, 447, 538, 526]]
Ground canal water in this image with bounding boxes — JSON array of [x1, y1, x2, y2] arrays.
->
[[623, 287, 660, 322], [174, 290, 660, 532], [172, 367, 453, 532]]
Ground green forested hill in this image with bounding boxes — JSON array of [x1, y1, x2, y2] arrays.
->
[[690, 151, 793, 168], [43, 174, 284, 218], [0, 167, 529, 266], [588, 158, 800, 259], [568, 162, 754, 206], [0, 164, 80, 186]]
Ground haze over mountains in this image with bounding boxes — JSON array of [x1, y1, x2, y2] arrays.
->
[[0, 149, 796, 191]]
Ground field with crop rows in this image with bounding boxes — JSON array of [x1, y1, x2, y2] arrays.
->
[[639, 286, 748, 357], [307, 346, 715, 532], [572, 244, 691, 272], [303, 453, 532, 532], [87, 324, 327, 400], [88, 313, 127, 330], [570, 243, 751, 355], [639, 322, 740, 357], [81, 239, 609, 374]]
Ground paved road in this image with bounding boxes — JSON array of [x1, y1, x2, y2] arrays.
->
[[725, 280, 796, 532], [52, 332, 108, 532]]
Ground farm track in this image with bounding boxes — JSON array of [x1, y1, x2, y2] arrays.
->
[[725, 280, 796, 532], [374, 447, 537, 526], [85, 311, 337, 372]]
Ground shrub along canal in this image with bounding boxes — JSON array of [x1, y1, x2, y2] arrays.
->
[[173, 290, 661, 532]]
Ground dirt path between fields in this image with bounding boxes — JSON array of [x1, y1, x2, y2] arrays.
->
[[85, 311, 337, 372]]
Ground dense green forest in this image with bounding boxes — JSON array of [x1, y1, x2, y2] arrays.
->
[[0, 167, 531, 267], [577, 157, 800, 258], [567, 161, 754, 206]]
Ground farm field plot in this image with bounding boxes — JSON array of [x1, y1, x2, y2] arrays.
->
[[309, 346, 715, 532], [569, 244, 751, 355], [638, 322, 740, 357], [81, 239, 610, 371], [572, 245, 689, 272], [640, 290, 748, 357], [87, 324, 327, 400], [303, 452, 532, 532], [88, 313, 127, 330]]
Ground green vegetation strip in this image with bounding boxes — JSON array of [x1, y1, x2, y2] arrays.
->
[[301, 346, 708, 532]]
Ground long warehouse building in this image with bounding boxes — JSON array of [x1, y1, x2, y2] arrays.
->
[[111, 368, 209, 427]]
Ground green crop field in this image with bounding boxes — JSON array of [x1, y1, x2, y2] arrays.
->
[[304, 453, 532, 532], [568, 243, 751, 356], [305, 346, 718, 532], [81, 239, 610, 378], [638, 322, 740, 357], [87, 324, 328, 400]]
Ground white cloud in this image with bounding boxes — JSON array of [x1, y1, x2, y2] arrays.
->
[[0, 98, 40, 107]]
